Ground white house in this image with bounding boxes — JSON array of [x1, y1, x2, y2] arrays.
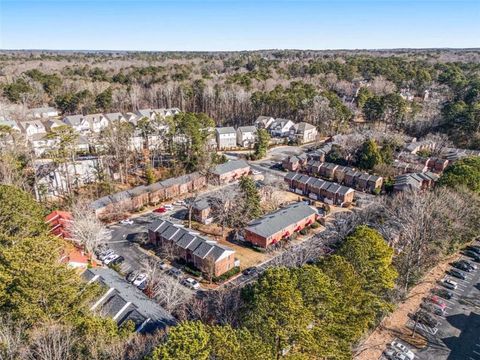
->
[[255, 116, 275, 129], [236, 126, 257, 147], [63, 115, 91, 133], [42, 119, 65, 132], [290, 122, 318, 144], [29, 133, 59, 156], [0, 118, 21, 132], [269, 118, 295, 137], [153, 108, 181, 118], [85, 114, 109, 133], [215, 127, 237, 150], [18, 120, 47, 137], [136, 109, 157, 121]]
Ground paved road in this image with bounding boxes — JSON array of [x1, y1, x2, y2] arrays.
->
[[407, 245, 480, 360]]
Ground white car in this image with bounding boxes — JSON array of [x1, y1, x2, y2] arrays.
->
[[442, 278, 458, 290], [182, 277, 200, 290], [103, 254, 119, 265], [133, 273, 148, 287], [99, 249, 114, 261], [392, 352, 408, 360], [164, 204, 174, 210], [390, 341, 415, 360], [120, 219, 134, 225]]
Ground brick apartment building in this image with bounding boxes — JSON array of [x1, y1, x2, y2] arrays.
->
[[209, 160, 251, 185], [148, 219, 237, 277], [244, 202, 317, 248]]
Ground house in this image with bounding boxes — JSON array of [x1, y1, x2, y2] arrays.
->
[[29, 133, 59, 156], [63, 115, 91, 133], [244, 202, 317, 248], [427, 157, 449, 172], [18, 120, 46, 137], [26, 107, 59, 119], [405, 140, 436, 155], [307, 149, 326, 162], [61, 247, 90, 269], [45, 210, 73, 238], [147, 219, 236, 277], [236, 126, 257, 147], [191, 198, 213, 224], [215, 127, 237, 150], [268, 118, 295, 137], [153, 108, 181, 118], [0, 118, 21, 132], [83, 268, 175, 333], [104, 112, 127, 123], [254, 116, 275, 129], [290, 122, 318, 144], [209, 160, 251, 184], [85, 114, 109, 133], [136, 109, 157, 121]]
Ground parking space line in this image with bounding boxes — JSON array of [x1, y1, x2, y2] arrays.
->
[[474, 350, 480, 356], [443, 298, 455, 305]]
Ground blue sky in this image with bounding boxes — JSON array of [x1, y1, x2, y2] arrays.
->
[[0, 0, 479, 51]]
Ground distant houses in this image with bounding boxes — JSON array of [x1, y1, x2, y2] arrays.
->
[[253, 115, 318, 144], [244, 202, 318, 248], [148, 219, 237, 277]]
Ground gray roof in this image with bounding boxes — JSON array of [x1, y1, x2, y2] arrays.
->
[[237, 126, 257, 133], [83, 268, 175, 333], [193, 198, 211, 211], [245, 202, 316, 238], [192, 241, 215, 259], [215, 127, 236, 135], [211, 160, 250, 176]]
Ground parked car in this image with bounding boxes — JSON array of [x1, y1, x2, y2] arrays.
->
[[166, 268, 183, 279], [432, 288, 453, 300], [153, 207, 167, 213], [390, 341, 415, 360], [182, 278, 200, 290], [462, 250, 480, 261], [164, 204, 174, 210], [158, 261, 168, 270], [126, 271, 139, 282], [421, 302, 445, 316], [427, 295, 447, 308], [137, 280, 148, 291], [467, 245, 480, 254], [120, 219, 134, 225], [459, 259, 477, 270], [392, 352, 409, 360], [243, 267, 258, 276], [442, 278, 458, 290], [133, 273, 147, 287], [415, 310, 439, 328], [104, 254, 119, 265], [110, 256, 125, 265], [452, 261, 471, 272], [99, 249, 114, 260], [447, 268, 466, 280]]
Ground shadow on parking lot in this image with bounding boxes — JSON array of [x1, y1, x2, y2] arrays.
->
[[443, 312, 480, 360]]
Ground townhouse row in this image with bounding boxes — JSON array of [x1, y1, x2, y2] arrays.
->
[[90, 160, 251, 219], [148, 219, 237, 277], [284, 173, 355, 206]]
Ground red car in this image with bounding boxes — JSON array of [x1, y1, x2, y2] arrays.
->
[[427, 295, 447, 309], [153, 207, 167, 213]]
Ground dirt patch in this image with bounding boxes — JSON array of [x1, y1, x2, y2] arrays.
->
[[354, 253, 459, 360]]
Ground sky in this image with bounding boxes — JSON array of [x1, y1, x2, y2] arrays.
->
[[0, 0, 479, 51]]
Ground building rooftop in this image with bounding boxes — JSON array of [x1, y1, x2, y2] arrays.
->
[[215, 127, 236, 134], [245, 202, 317, 238], [210, 160, 250, 176]]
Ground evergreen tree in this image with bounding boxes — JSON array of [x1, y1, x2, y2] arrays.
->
[[239, 176, 262, 219], [357, 139, 382, 170], [253, 129, 270, 160]]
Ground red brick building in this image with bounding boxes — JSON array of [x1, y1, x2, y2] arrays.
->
[[45, 210, 73, 238], [244, 202, 317, 248], [209, 160, 251, 185]]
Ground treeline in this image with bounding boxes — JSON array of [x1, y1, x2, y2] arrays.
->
[[1, 51, 479, 147]]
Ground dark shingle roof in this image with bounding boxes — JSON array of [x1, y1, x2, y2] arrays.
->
[[245, 202, 317, 238], [211, 160, 250, 176]]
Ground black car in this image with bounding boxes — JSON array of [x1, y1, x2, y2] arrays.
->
[[110, 256, 125, 265], [459, 259, 477, 270], [167, 268, 183, 279], [432, 288, 453, 300], [447, 269, 466, 280], [243, 267, 258, 276], [452, 261, 471, 272], [126, 271, 139, 282], [415, 310, 439, 328], [467, 245, 480, 254], [463, 250, 480, 261]]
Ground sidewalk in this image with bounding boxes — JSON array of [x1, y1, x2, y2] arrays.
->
[[354, 253, 459, 360]]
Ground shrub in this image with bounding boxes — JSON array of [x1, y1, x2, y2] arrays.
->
[[310, 222, 321, 229], [213, 266, 240, 283], [299, 228, 308, 235]]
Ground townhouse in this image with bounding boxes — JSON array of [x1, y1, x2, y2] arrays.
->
[[147, 219, 237, 277], [285, 173, 355, 205], [244, 202, 318, 248], [83, 268, 175, 333], [191, 198, 213, 224], [90, 172, 207, 219], [290, 122, 318, 144], [209, 160, 251, 185], [236, 126, 257, 147], [215, 127, 237, 150], [268, 118, 295, 137], [254, 116, 275, 129], [393, 172, 439, 193], [45, 210, 73, 238], [282, 154, 308, 172]]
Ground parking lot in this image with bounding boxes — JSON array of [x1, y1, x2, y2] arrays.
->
[[381, 241, 480, 360]]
